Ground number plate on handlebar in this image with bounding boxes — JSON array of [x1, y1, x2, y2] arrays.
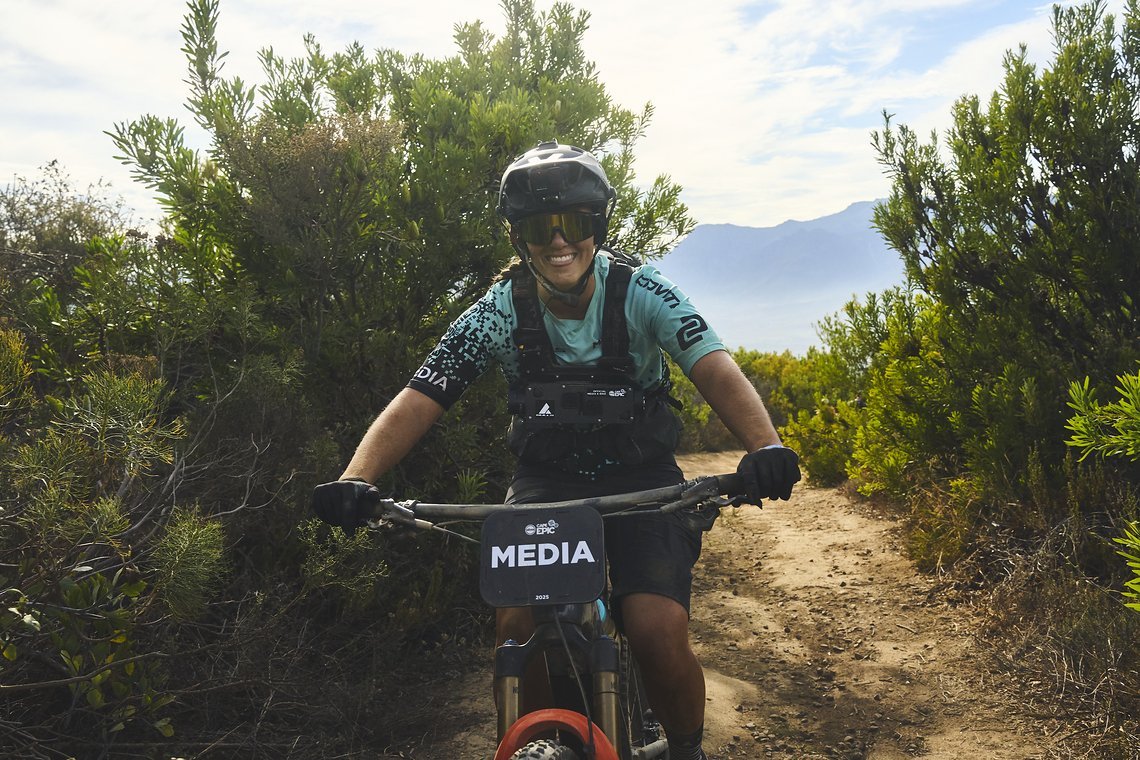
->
[[479, 506, 606, 608]]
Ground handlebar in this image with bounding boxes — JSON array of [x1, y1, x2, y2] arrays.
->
[[361, 472, 747, 532]]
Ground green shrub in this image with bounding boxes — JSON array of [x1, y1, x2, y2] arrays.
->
[[1067, 365, 1140, 612], [848, 294, 960, 497], [1066, 366, 1140, 463], [1117, 522, 1140, 613], [781, 401, 859, 487], [0, 335, 201, 748], [152, 509, 226, 619]]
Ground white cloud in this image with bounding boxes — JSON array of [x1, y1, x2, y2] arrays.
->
[[582, 0, 1129, 225]]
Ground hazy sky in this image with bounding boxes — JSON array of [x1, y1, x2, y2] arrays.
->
[[0, 0, 1125, 230]]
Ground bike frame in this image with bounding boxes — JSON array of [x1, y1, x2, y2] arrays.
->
[[363, 473, 745, 760]]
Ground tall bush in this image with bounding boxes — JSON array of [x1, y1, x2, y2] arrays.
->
[[780, 289, 903, 486], [110, 0, 694, 500], [781, 8, 1140, 741], [867, 0, 1139, 519]]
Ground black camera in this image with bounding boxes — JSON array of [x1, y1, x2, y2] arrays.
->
[[508, 380, 643, 426]]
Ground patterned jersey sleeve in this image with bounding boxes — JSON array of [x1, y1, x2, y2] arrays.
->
[[629, 264, 726, 375], [406, 287, 515, 409]]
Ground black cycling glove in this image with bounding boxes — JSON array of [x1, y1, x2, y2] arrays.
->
[[311, 478, 376, 535], [737, 446, 801, 504]]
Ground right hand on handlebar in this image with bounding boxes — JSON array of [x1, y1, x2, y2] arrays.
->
[[737, 445, 801, 504], [311, 478, 376, 535]]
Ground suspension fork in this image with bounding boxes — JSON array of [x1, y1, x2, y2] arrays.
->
[[494, 620, 622, 749]]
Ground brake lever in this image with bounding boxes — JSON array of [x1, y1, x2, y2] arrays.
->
[[366, 498, 435, 531], [365, 499, 480, 544]]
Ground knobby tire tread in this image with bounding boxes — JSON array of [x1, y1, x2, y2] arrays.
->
[[508, 738, 582, 759]]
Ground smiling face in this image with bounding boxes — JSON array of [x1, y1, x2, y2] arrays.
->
[[525, 228, 596, 292], [513, 208, 599, 293]]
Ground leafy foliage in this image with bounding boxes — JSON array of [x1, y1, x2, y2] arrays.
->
[[151, 509, 226, 619], [0, 162, 129, 302], [1117, 521, 1140, 612], [1066, 364, 1140, 616], [0, 329, 207, 751], [781, 399, 861, 487], [669, 349, 812, 455], [1066, 366, 1140, 461]]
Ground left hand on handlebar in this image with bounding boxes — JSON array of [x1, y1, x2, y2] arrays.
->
[[737, 446, 801, 504], [311, 479, 377, 535]]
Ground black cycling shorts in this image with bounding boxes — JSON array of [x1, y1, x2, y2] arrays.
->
[[505, 459, 704, 619]]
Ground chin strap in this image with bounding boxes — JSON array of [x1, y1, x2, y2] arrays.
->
[[515, 241, 597, 307]]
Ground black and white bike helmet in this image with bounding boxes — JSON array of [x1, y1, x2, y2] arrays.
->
[[497, 141, 617, 244]]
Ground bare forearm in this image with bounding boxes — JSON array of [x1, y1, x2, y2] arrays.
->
[[688, 350, 782, 453], [341, 388, 445, 482]]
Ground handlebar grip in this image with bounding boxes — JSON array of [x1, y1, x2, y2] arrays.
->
[[715, 472, 746, 497], [356, 486, 385, 519]]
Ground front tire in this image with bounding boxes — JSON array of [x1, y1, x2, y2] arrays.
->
[[508, 739, 582, 759]]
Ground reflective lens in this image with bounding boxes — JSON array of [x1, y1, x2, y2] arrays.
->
[[513, 212, 597, 245]]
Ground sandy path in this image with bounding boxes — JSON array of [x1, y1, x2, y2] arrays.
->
[[684, 451, 1050, 758]]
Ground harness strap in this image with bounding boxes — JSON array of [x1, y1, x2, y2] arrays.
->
[[598, 260, 632, 372], [511, 253, 635, 376], [510, 274, 551, 378]]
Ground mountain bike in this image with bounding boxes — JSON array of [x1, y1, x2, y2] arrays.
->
[[360, 472, 748, 760]]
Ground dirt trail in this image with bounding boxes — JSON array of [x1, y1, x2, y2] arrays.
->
[[682, 451, 1050, 759], [400, 452, 1054, 759]]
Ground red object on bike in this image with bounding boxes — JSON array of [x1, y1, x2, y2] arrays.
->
[[493, 709, 620, 760]]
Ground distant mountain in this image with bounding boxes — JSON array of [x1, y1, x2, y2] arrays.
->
[[654, 200, 905, 355]]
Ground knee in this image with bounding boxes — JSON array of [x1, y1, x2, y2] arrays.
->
[[621, 594, 691, 658]]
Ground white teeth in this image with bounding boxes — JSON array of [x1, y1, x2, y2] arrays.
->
[[548, 253, 574, 265]]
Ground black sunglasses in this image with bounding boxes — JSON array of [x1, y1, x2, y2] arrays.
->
[[513, 211, 600, 245]]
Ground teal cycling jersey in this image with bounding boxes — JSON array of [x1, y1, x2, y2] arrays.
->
[[408, 253, 726, 409]]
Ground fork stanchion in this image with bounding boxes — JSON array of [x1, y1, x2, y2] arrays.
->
[[494, 640, 527, 741], [590, 635, 621, 749]]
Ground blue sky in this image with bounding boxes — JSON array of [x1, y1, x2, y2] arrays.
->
[[0, 0, 1126, 230]]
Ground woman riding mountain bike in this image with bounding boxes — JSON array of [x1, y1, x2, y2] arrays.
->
[[311, 140, 801, 760]]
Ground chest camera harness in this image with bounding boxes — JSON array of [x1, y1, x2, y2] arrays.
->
[[506, 252, 681, 468]]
